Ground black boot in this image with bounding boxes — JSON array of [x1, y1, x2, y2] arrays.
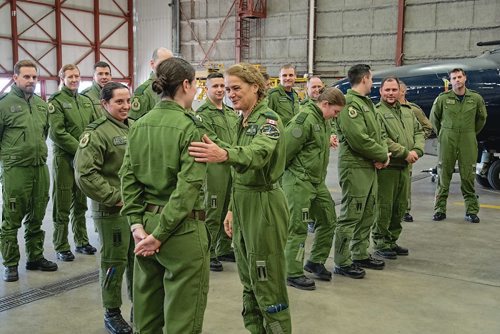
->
[[104, 308, 132, 334]]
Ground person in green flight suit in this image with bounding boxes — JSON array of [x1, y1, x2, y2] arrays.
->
[[430, 68, 487, 223], [128, 47, 173, 120], [0, 60, 58, 282], [81, 61, 112, 117], [196, 72, 239, 272], [267, 63, 300, 125], [120, 57, 209, 334], [284, 87, 345, 291], [74, 82, 134, 334], [49, 64, 99, 262], [398, 80, 434, 223], [189, 63, 292, 334], [372, 77, 425, 260], [333, 64, 390, 279]]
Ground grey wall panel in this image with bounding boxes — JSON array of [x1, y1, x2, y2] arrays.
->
[[134, 0, 173, 86], [175, 0, 499, 78]]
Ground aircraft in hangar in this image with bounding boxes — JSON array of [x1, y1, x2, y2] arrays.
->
[[334, 41, 500, 190]]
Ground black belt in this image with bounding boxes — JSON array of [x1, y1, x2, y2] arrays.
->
[[145, 204, 206, 221]]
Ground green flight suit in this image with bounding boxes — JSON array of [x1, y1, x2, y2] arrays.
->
[[430, 89, 487, 215], [283, 102, 337, 278], [74, 113, 133, 310], [267, 84, 299, 126], [372, 101, 424, 250], [81, 81, 105, 118], [128, 72, 160, 120], [0, 85, 50, 267], [224, 99, 291, 334], [401, 100, 433, 214], [196, 99, 238, 259], [48, 85, 98, 252], [120, 100, 209, 334], [334, 89, 388, 267]]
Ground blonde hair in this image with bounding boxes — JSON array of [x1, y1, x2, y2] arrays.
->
[[225, 63, 266, 101], [58, 64, 80, 79]]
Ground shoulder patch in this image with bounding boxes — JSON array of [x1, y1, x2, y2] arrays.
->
[[48, 103, 55, 113], [86, 116, 107, 130], [348, 106, 358, 118], [260, 124, 280, 140], [131, 97, 141, 111], [295, 112, 308, 124], [79, 132, 91, 148]]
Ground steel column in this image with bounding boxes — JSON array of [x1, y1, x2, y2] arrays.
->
[[94, 0, 100, 63], [10, 0, 19, 65], [55, 0, 62, 73], [127, 0, 133, 86], [395, 0, 405, 66]]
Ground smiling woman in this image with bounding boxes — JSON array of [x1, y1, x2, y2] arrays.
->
[[188, 63, 292, 333]]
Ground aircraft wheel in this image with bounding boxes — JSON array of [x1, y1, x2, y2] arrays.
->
[[475, 174, 491, 188], [487, 160, 500, 190]]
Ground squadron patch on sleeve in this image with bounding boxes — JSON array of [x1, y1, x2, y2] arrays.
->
[[131, 97, 141, 111], [260, 124, 280, 139], [348, 106, 358, 118], [48, 103, 55, 114], [79, 132, 91, 148]]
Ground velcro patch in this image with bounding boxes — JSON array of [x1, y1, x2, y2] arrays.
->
[[112, 136, 127, 146]]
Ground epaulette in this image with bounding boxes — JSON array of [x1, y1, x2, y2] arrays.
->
[[375, 102, 382, 108], [85, 116, 107, 130], [263, 110, 278, 121], [133, 79, 151, 96], [186, 112, 204, 128], [294, 112, 309, 124], [0, 93, 7, 101], [81, 87, 91, 95]]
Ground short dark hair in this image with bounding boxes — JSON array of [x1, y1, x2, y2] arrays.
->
[[262, 73, 270, 80], [380, 76, 400, 88], [14, 59, 38, 75], [152, 58, 195, 98], [94, 61, 111, 71], [347, 64, 371, 86], [100, 81, 128, 101], [207, 72, 224, 80], [449, 68, 466, 77]]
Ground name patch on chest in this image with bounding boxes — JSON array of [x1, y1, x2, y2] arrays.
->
[[10, 105, 22, 113], [446, 99, 456, 105], [112, 136, 127, 146]]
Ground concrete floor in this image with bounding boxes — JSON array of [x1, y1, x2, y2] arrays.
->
[[1, 142, 500, 334]]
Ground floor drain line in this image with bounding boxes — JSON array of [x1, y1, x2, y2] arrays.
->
[[0, 270, 99, 312]]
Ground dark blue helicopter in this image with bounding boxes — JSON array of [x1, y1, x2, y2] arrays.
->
[[334, 42, 500, 190]]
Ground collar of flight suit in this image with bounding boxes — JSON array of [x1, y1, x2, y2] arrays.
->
[[61, 84, 78, 97], [10, 83, 34, 101], [104, 108, 129, 130]]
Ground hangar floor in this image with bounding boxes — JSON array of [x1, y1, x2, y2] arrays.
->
[[1, 141, 499, 334]]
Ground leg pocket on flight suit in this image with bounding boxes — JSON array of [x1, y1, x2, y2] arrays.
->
[[346, 196, 365, 221]]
